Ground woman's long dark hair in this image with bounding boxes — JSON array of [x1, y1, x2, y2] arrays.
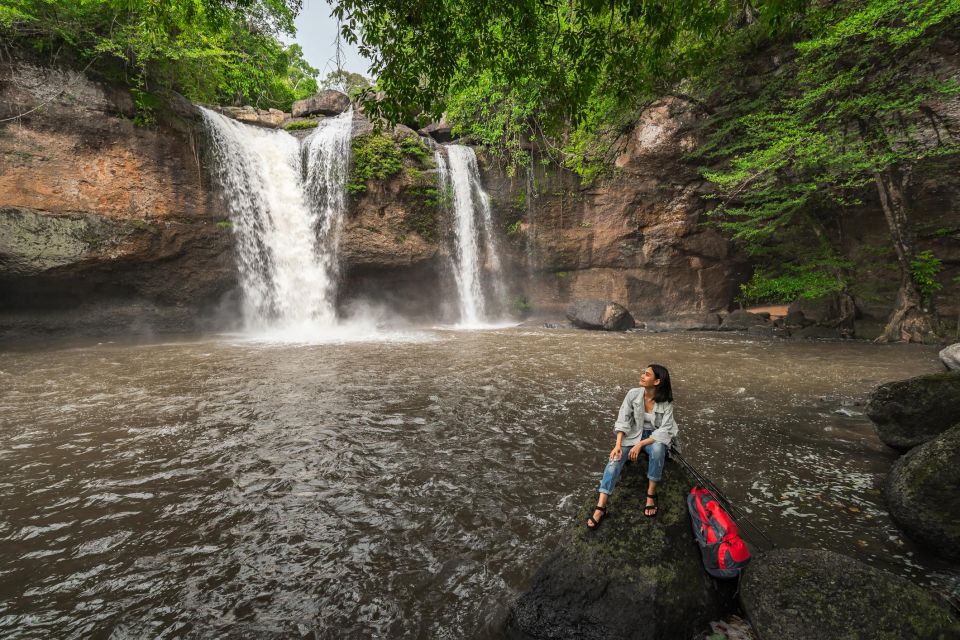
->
[[648, 364, 673, 403]]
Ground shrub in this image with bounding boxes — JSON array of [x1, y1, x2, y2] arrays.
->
[[348, 133, 403, 194]]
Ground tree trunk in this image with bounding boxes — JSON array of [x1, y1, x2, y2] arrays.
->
[[874, 169, 935, 343]]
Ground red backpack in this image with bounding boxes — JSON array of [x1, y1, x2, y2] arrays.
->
[[687, 487, 751, 579]]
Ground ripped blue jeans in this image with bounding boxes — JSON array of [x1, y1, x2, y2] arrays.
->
[[597, 430, 667, 495]]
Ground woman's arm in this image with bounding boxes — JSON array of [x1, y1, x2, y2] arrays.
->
[[649, 403, 679, 445], [610, 431, 624, 460]]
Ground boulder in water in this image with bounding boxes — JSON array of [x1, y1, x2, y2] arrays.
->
[[941, 343, 960, 372], [884, 424, 960, 561], [506, 457, 722, 639], [783, 309, 810, 328], [866, 372, 960, 451], [740, 548, 959, 640], [639, 313, 722, 332], [292, 90, 351, 117], [566, 299, 635, 331], [719, 310, 770, 331]]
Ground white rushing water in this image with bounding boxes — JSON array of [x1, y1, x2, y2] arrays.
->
[[437, 145, 506, 327], [199, 108, 352, 334]]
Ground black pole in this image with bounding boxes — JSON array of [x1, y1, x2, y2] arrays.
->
[[671, 445, 776, 550]]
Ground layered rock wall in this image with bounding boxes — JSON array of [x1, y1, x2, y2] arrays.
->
[[481, 98, 748, 320], [0, 62, 236, 337]]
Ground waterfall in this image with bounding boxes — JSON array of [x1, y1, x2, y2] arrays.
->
[[436, 145, 506, 327], [199, 108, 352, 332]]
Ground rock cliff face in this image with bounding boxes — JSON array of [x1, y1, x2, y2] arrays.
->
[[481, 97, 747, 321], [2, 60, 957, 336], [0, 62, 236, 337]]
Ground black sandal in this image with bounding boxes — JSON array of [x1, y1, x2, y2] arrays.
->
[[644, 494, 658, 518], [587, 505, 607, 529]]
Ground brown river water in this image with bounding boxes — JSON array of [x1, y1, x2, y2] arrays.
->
[[0, 328, 956, 638]]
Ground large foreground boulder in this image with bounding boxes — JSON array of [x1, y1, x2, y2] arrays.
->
[[292, 90, 351, 117], [941, 343, 960, 371], [866, 372, 960, 451], [506, 458, 721, 639], [741, 548, 959, 640], [884, 424, 960, 561], [566, 299, 635, 331]]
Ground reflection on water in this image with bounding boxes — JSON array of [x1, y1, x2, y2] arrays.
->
[[0, 329, 955, 638]]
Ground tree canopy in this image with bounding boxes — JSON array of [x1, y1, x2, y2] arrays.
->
[[698, 0, 959, 340], [333, 0, 958, 340], [0, 0, 320, 113]]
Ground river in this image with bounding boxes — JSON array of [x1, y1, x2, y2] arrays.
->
[[0, 328, 955, 638]]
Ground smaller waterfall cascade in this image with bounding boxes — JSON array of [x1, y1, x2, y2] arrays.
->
[[437, 145, 506, 326], [200, 108, 352, 332]]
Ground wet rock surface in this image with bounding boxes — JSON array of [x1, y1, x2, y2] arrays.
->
[[506, 457, 721, 640], [213, 105, 285, 128], [0, 207, 236, 338], [740, 548, 959, 640], [866, 372, 960, 451], [566, 299, 635, 331], [419, 120, 453, 142], [884, 424, 960, 561], [638, 313, 722, 332], [719, 310, 770, 331]]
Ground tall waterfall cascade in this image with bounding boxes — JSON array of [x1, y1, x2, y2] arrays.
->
[[200, 108, 352, 333], [436, 145, 506, 326]]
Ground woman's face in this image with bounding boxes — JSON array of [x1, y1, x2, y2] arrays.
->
[[639, 367, 659, 388]]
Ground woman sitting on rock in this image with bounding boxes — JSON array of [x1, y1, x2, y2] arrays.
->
[[587, 364, 678, 528]]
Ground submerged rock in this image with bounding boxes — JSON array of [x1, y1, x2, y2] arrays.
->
[[566, 299, 635, 331], [506, 457, 721, 639], [866, 372, 960, 451], [941, 343, 960, 371], [884, 424, 960, 561], [740, 548, 959, 640], [719, 310, 770, 331], [790, 325, 843, 340], [638, 313, 722, 332]]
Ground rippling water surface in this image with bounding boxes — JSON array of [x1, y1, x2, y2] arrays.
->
[[0, 329, 955, 638]]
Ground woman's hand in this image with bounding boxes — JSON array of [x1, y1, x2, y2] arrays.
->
[[609, 445, 622, 461], [628, 438, 652, 461]]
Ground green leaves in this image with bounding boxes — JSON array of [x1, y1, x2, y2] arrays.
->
[[910, 250, 944, 300], [347, 133, 404, 194], [699, 0, 960, 303], [2, 0, 317, 113]]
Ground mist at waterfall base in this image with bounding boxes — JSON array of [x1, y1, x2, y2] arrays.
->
[[199, 111, 514, 342]]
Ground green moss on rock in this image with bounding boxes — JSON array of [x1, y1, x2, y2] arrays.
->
[[741, 548, 959, 640], [884, 424, 960, 561], [507, 457, 723, 639], [866, 372, 960, 451], [348, 133, 403, 195]]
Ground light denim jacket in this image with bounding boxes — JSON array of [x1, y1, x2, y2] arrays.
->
[[613, 388, 679, 448]]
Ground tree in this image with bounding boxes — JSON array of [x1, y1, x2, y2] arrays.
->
[[701, 0, 960, 342], [0, 0, 318, 113], [320, 69, 371, 97], [330, 0, 806, 134]]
